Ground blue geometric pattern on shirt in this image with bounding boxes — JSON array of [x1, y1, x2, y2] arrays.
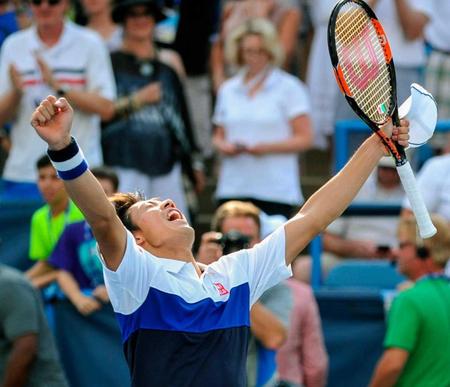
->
[[78, 239, 104, 287], [116, 282, 250, 342]]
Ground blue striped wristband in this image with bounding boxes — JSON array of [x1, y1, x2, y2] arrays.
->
[[47, 137, 89, 180]]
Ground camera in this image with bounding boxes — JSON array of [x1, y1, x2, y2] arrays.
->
[[213, 231, 251, 255]]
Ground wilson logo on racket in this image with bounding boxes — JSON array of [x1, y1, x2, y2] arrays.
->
[[342, 25, 379, 91]]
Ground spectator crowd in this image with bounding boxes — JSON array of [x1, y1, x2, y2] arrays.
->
[[0, 0, 449, 386]]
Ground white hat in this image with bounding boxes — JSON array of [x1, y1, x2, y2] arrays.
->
[[398, 83, 437, 148]]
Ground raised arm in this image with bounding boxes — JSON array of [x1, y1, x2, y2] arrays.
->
[[30, 96, 126, 271], [283, 121, 409, 265]]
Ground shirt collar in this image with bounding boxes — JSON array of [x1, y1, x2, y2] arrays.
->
[[158, 258, 187, 274], [29, 19, 72, 52]]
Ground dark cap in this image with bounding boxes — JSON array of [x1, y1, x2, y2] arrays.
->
[[111, 0, 166, 24]]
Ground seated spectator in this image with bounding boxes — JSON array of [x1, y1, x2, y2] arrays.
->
[[49, 166, 119, 316], [0, 0, 116, 200], [25, 155, 84, 288], [101, 0, 204, 219], [0, 263, 68, 386], [211, 0, 301, 92], [369, 213, 450, 387], [294, 158, 404, 283], [213, 18, 313, 218], [198, 200, 327, 387]]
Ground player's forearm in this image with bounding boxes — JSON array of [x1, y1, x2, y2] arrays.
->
[[2, 335, 37, 387], [302, 135, 383, 228], [284, 135, 383, 263]]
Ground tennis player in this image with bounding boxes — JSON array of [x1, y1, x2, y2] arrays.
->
[[31, 96, 410, 387]]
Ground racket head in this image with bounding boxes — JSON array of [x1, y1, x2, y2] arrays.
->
[[328, 0, 399, 127]]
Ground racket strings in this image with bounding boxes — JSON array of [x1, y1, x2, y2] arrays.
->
[[335, 4, 392, 124]]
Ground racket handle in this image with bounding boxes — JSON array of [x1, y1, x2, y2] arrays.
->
[[396, 162, 437, 238]]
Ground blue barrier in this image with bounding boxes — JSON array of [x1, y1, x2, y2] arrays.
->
[[334, 119, 450, 172]]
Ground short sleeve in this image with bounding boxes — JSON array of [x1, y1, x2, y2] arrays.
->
[[101, 230, 161, 314], [384, 294, 419, 352], [281, 78, 311, 120], [242, 226, 292, 305], [48, 226, 77, 271], [0, 282, 40, 341]]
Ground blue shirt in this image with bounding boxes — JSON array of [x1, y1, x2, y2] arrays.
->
[[101, 227, 291, 387]]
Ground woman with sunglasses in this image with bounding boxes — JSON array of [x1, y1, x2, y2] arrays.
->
[[0, 0, 116, 200]]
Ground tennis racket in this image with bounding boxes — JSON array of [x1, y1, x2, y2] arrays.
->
[[328, 0, 436, 238]]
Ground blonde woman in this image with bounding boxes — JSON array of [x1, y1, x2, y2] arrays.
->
[[213, 18, 313, 218]]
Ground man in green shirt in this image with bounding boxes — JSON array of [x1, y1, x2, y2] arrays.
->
[[369, 214, 450, 387], [25, 155, 83, 288]]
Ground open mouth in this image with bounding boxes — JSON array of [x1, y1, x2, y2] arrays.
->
[[167, 209, 183, 222]]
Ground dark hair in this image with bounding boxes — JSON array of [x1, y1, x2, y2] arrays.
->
[[91, 166, 120, 192], [36, 154, 52, 170], [109, 192, 144, 231]]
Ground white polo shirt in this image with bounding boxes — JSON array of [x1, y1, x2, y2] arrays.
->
[[101, 226, 291, 386], [213, 68, 310, 205], [0, 21, 116, 182]]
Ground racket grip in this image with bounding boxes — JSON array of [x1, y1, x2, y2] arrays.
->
[[396, 162, 437, 238]]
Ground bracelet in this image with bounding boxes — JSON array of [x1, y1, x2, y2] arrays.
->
[[114, 94, 143, 118], [47, 137, 89, 180]]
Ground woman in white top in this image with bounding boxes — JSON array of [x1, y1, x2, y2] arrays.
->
[[213, 18, 313, 218]]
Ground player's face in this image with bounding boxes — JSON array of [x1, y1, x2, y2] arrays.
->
[[123, 5, 155, 41], [31, 0, 68, 29], [37, 165, 67, 206], [221, 216, 260, 248], [240, 34, 270, 73], [128, 198, 194, 249]]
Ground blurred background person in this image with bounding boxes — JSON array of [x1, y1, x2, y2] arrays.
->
[[294, 158, 404, 283], [101, 0, 203, 219], [79, 0, 123, 51], [211, 0, 301, 93], [369, 214, 450, 387], [197, 200, 291, 387], [0, 0, 116, 200], [213, 18, 313, 219], [198, 200, 327, 387], [173, 0, 221, 158], [25, 155, 83, 289], [0, 263, 68, 387]]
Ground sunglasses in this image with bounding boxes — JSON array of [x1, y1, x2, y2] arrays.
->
[[31, 0, 62, 6]]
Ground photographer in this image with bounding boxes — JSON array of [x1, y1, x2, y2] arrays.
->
[[197, 201, 328, 387]]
